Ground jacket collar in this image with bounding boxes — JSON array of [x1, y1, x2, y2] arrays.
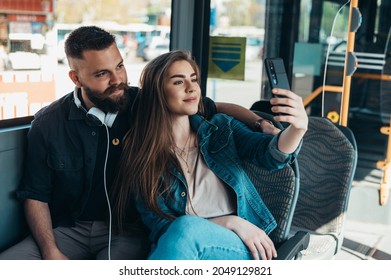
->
[[68, 89, 86, 122], [189, 113, 218, 138]]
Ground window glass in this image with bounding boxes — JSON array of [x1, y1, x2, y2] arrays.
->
[[206, 0, 265, 109], [0, 0, 171, 121]]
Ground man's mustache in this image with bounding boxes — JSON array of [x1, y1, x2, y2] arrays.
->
[[102, 82, 129, 97]]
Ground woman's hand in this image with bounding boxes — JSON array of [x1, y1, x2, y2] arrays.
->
[[210, 215, 277, 260], [270, 88, 308, 131], [269, 88, 308, 154]]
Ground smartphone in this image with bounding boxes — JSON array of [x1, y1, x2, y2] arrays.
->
[[264, 57, 290, 116], [264, 57, 290, 91]]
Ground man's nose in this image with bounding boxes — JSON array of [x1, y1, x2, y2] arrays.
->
[[110, 72, 122, 85]]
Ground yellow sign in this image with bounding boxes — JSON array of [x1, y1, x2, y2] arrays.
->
[[208, 36, 246, 80]]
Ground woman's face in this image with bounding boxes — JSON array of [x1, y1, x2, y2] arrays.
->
[[164, 60, 201, 117]]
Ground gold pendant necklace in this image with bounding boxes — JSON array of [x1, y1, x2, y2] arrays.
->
[[175, 132, 192, 173]]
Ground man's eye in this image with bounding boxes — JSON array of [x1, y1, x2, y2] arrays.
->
[[96, 72, 106, 78]]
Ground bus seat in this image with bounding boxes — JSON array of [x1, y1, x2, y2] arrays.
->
[[290, 116, 358, 259], [250, 100, 274, 116], [243, 111, 309, 259], [0, 126, 30, 252]]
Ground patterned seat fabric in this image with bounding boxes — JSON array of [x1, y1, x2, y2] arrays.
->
[[291, 117, 358, 259]]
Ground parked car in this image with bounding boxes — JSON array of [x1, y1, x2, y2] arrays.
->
[[138, 36, 170, 61], [8, 51, 41, 70]]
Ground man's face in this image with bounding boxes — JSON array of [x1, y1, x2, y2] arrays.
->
[[69, 43, 131, 113]]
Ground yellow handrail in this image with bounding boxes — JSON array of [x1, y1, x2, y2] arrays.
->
[[303, 85, 343, 108], [377, 123, 391, 205], [339, 0, 359, 126]]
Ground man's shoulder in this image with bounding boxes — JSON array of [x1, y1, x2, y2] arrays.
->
[[33, 92, 73, 124]]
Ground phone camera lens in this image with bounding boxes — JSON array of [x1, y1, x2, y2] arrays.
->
[[272, 74, 277, 85]]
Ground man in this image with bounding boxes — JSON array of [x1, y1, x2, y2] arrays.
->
[[0, 26, 277, 260]]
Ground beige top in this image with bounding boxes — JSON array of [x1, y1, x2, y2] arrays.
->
[[176, 146, 236, 218]]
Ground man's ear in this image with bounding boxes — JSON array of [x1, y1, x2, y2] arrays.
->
[[69, 70, 82, 87]]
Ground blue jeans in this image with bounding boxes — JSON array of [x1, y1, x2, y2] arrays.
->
[[148, 215, 253, 260]]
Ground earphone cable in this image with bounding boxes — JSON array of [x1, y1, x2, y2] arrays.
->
[[103, 124, 112, 260]]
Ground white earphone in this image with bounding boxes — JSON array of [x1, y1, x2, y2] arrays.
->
[[73, 87, 118, 128]]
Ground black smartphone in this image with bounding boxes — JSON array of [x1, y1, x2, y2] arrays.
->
[[264, 57, 290, 91]]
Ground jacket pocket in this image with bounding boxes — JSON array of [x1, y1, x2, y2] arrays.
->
[[208, 126, 232, 153], [47, 154, 84, 171]]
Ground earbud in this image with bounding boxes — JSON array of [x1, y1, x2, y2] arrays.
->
[[73, 87, 117, 128]]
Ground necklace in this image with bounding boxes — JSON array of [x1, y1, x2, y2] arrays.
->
[[175, 133, 193, 173], [176, 131, 191, 158], [186, 149, 200, 215]]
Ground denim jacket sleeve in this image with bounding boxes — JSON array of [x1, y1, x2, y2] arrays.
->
[[230, 117, 302, 170]]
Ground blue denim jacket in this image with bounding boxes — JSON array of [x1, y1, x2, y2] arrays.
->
[[137, 113, 301, 244]]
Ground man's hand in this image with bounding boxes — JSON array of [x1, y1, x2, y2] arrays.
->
[[256, 118, 281, 135], [42, 248, 69, 260]]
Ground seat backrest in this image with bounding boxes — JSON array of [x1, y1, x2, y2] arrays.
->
[[292, 117, 357, 249], [0, 126, 29, 252], [242, 111, 300, 246], [242, 161, 299, 246]]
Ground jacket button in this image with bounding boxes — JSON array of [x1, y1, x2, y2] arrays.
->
[[180, 192, 186, 197], [92, 131, 96, 136]]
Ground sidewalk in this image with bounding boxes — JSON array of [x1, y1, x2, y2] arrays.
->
[[335, 219, 391, 260]]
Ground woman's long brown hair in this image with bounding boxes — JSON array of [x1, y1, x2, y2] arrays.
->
[[111, 50, 204, 231]]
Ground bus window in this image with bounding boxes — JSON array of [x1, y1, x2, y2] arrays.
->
[[206, 1, 265, 109], [0, 1, 172, 123]]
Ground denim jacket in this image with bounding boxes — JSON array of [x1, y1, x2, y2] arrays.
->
[[137, 113, 301, 244]]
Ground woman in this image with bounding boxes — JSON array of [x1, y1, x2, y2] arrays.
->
[[112, 50, 308, 260]]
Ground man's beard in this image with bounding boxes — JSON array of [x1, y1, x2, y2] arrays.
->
[[85, 83, 131, 113]]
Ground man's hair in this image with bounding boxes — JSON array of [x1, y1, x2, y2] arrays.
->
[[64, 25, 116, 60]]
